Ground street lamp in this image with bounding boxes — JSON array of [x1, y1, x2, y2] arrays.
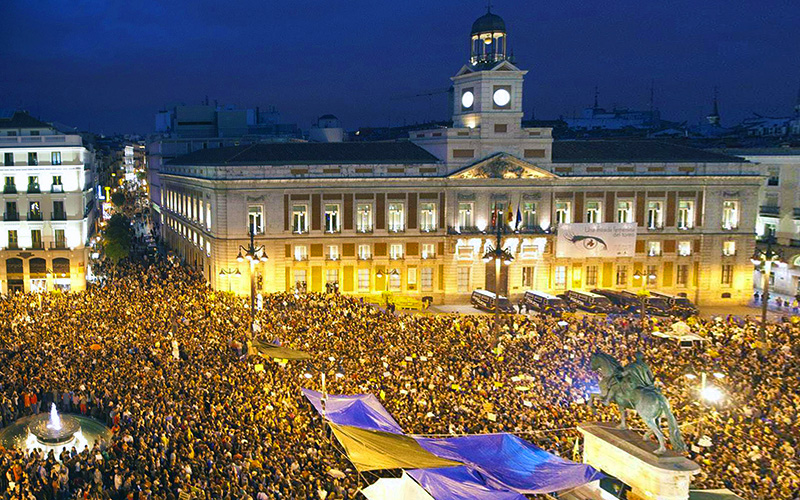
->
[[632, 270, 657, 331], [482, 219, 514, 346], [751, 229, 783, 351], [685, 367, 727, 443], [303, 359, 345, 417], [218, 268, 241, 292], [236, 227, 268, 332], [376, 268, 399, 293]]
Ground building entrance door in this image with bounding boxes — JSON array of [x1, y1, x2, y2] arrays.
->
[[485, 261, 509, 296]]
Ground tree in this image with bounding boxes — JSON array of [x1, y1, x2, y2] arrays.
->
[[111, 191, 126, 207], [104, 214, 132, 262]]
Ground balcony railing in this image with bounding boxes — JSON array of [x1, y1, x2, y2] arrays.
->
[[6, 243, 19, 250], [28, 212, 43, 221], [31, 242, 44, 250], [356, 226, 373, 234], [760, 205, 780, 216], [27, 184, 41, 194], [446, 225, 551, 235], [51, 211, 67, 221], [51, 184, 64, 193], [3, 212, 19, 221], [50, 241, 68, 250], [3, 186, 16, 194]]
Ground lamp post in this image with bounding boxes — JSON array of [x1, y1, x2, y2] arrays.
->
[[376, 268, 399, 292], [303, 359, 345, 417], [482, 219, 514, 347], [218, 268, 241, 292], [750, 229, 783, 351], [685, 368, 726, 443], [632, 270, 656, 331], [237, 227, 268, 332]]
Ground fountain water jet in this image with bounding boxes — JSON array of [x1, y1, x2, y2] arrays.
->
[[28, 403, 81, 446]]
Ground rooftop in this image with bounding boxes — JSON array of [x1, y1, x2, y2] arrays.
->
[[552, 140, 747, 164], [0, 111, 52, 130], [168, 141, 440, 166]]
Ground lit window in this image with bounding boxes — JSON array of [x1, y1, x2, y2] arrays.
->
[[522, 202, 537, 229], [647, 241, 662, 256], [421, 268, 433, 291], [325, 204, 340, 233], [554, 266, 567, 288], [328, 245, 339, 260], [326, 268, 339, 286], [390, 243, 404, 260], [678, 200, 694, 229], [248, 205, 264, 234], [357, 269, 370, 291], [458, 203, 473, 229], [647, 201, 663, 229], [722, 241, 736, 256], [356, 204, 372, 233], [421, 243, 435, 259], [677, 241, 692, 256], [389, 271, 401, 291], [585, 201, 601, 224], [294, 270, 307, 291], [617, 201, 632, 223], [358, 244, 371, 260], [388, 203, 405, 232], [420, 203, 436, 232], [292, 205, 308, 233], [294, 245, 308, 261], [722, 201, 738, 230], [555, 202, 571, 224], [51, 152, 62, 165]]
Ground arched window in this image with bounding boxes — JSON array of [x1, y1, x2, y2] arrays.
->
[[53, 258, 70, 277], [29, 257, 46, 277], [6, 258, 23, 275], [793, 255, 800, 268]]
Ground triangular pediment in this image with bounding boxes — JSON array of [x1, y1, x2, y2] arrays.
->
[[449, 153, 557, 179], [454, 64, 475, 77], [489, 60, 523, 72]]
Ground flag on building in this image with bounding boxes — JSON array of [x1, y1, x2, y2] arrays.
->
[[505, 206, 514, 226], [515, 204, 523, 230]]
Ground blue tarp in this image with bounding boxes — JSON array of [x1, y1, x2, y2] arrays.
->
[[414, 434, 602, 494], [302, 389, 405, 434], [408, 467, 527, 500]]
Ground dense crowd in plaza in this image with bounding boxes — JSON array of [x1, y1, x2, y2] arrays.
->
[[0, 256, 798, 500]]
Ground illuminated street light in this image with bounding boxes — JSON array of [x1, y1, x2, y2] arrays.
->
[[236, 227, 268, 332], [482, 214, 514, 347], [750, 228, 783, 352], [632, 270, 657, 331]]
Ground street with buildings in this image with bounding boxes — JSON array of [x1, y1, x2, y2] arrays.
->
[[1, 4, 800, 500]]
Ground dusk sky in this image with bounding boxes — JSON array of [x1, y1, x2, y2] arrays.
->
[[2, 0, 799, 135]]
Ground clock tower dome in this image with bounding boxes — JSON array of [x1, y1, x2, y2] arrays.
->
[[451, 8, 527, 135]]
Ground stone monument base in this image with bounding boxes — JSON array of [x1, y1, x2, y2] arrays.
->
[[578, 422, 700, 500]]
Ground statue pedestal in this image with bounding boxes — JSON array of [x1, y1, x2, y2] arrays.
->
[[578, 422, 700, 500]]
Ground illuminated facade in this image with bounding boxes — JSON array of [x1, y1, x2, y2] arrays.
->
[[0, 112, 95, 292], [158, 10, 762, 306]]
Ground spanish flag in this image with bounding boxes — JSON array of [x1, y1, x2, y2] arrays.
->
[[505, 207, 514, 226]]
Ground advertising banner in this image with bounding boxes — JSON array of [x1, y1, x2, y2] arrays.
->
[[556, 223, 637, 258]]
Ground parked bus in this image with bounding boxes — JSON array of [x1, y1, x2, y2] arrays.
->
[[649, 292, 699, 318], [619, 291, 672, 316], [521, 290, 570, 316], [564, 290, 620, 314], [471, 289, 515, 313], [591, 289, 641, 314]]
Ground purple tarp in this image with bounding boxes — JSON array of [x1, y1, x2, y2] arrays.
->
[[414, 434, 602, 494], [302, 389, 405, 434], [408, 467, 527, 500]]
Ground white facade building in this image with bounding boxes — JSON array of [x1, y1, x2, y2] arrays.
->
[[0, 112, 96, 292]]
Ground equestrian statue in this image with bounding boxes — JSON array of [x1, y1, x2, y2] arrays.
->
[[589, 351, 686, 455]]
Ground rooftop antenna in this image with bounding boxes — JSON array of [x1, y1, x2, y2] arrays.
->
[[487, 0, 493, 13]]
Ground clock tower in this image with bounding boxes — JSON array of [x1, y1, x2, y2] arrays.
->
[[452, 8, 527, 136]]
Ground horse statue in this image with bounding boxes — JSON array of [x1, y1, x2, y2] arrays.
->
[[589, 351, 686, 455]]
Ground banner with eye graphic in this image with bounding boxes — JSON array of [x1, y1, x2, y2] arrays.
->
[[555, 223, 637, 258]]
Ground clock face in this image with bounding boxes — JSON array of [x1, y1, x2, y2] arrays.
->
[[461, 91, 474, 109], [493, 88, 511, 107]]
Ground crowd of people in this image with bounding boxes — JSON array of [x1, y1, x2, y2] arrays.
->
[[0, 256, 798, 500]]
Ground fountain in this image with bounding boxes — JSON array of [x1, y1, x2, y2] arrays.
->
[[28, 403, 82, 446]]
